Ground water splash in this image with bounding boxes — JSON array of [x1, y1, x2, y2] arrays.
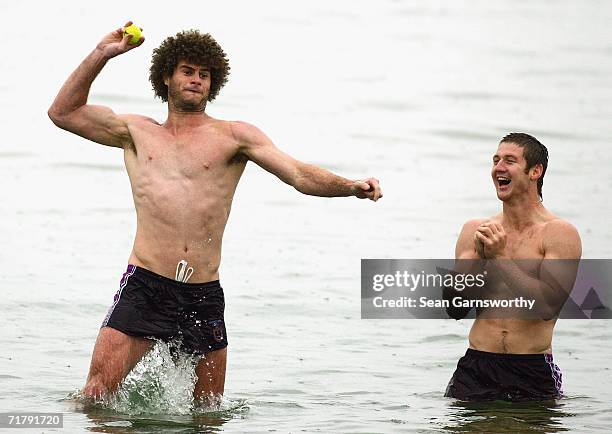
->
[[67, 341, 248, 418], [107, 341, 198, 415]]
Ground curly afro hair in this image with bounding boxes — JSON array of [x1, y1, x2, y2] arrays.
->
[[149, 30, 230, 102]]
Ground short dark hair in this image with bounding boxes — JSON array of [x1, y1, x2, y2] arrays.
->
[[500, 132, 549, 200], [149, 30, 230, 102]]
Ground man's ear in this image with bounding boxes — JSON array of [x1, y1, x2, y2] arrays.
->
[[530, 163, 543, 181], [163, 76, 169, 87]]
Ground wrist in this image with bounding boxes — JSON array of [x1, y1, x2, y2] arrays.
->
[[93, 44, 114, 62], [349, 180, 361, 197]]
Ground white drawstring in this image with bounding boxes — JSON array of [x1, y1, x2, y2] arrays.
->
[[175, 260, 194, 283]]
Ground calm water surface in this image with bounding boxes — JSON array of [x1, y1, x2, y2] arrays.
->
[[1, 0, 611, 432]]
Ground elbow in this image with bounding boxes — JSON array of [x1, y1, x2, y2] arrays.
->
[[536, 301, 563, 321], [47, 107, 63, 126], [291, 165, 309, 195], [47, 96, 72, 127], [47, 107, 69, 129], [445, 306, 471, 320], [443, 287, 471, 320]]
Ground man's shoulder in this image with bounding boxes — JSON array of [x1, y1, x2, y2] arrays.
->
[[457, 218, 489, 243], [461, 215, 498, 231], [542, 217, 582, 258], [226, 120, 270, 148], [542, 217, 580, 238], [119, 114, 160, 127], [228, 120, 261, 138]]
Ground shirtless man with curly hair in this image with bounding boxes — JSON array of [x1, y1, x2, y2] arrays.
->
[[48, 22, 382, 404]]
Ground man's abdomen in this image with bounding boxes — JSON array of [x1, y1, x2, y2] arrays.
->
[[469, 318, 555, 354], [128, 210, 227, 283]]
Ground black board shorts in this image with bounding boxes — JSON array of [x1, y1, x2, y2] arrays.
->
[[102, 264, 228, 355], [445, 349, 563, 402]]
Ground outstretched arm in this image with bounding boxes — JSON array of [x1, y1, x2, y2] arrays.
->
[[47, 21, 145, 149], [232, 121, 382, 201]]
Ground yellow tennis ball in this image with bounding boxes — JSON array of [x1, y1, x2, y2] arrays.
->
[[124, 24, 142, 45]]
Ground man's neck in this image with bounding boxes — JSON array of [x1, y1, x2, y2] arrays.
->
[[163, 108, 210, 135], [501, 194, 547, 230]]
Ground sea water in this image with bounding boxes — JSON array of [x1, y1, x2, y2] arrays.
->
[[1, 0, 611, 432]]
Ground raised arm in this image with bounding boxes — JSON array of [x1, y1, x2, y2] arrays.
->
[[231, 121, 382, 201], [47, 21, 144, 149]]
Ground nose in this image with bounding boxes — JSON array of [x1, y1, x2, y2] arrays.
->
[[493, 160, 506, 171]]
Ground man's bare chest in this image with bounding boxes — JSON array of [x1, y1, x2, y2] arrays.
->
[[143, 142, 229, 176], [129, 127, 243, 180], [484, 225, 546, 292], [503, 227, 545, 259]]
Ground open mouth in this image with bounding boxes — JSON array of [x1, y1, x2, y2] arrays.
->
[[497, 176, 511, 187]]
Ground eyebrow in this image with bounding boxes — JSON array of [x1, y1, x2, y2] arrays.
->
[[493, 154, 519, 160], [179, 65, 210, 71]]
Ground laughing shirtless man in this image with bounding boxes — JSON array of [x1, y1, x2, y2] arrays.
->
[[444, 133, 581, 401], [48, 23, 382, 404]]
